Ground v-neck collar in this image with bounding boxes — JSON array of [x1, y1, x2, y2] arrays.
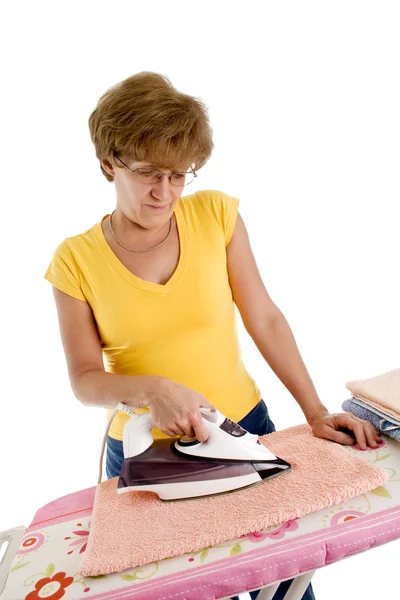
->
[[94, 200, 188, 294]]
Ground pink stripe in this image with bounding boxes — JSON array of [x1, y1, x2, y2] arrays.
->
[[97, 513, 400, 598], [87, 506, 400, 600], [27, 508, 93, 531], [27, 486, 96, 530]]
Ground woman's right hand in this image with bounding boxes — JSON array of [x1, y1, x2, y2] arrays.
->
[[146, 377, 214, 441]]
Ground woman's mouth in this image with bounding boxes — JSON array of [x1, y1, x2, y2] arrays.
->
[[147, 205, 168, 211]]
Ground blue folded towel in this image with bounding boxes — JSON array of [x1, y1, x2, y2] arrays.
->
[[342, 398, 400, 441]]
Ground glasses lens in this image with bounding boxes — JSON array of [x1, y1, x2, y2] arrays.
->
[[133, 169, 162, 184], [132, 168, 195, 186], [171, 172, 195, 186]]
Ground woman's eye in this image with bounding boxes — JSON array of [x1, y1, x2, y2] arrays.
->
[[138, 170, 158, 177]]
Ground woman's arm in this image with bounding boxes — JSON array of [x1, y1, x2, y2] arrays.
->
[[226, 213, 381, 449], [52, 287, 156, 409], [51, 288, 212, 439]]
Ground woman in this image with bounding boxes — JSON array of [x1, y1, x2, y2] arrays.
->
[[45, 72, 381, 600]]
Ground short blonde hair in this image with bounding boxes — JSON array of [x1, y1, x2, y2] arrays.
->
[[88, 72, 214, 182]]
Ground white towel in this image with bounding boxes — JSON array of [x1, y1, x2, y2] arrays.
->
[[346, 368, 400, 420]]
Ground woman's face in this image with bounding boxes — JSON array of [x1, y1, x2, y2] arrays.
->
[[102, 156, 189, 230]]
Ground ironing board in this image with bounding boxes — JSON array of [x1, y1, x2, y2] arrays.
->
[[1, 436, 400, 600]]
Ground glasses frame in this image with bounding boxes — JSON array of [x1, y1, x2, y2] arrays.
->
[[114, 156, 198, 186]]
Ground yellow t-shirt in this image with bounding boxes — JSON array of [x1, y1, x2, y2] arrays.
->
[[45, 190, 261, 440]]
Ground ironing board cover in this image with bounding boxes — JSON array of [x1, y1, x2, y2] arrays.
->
[[2, 437, 400, 600]]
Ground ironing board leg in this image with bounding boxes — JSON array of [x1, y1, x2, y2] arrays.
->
[[281, 570, 316, 600], [0, 526, 26, 597], [242, 569, 316, 600], [252, 582, 281, 599]]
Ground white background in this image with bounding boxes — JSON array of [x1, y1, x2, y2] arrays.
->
[[0, 1, 399, 598]]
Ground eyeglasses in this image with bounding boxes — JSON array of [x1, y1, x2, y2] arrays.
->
[[115, 156, 197, 186]]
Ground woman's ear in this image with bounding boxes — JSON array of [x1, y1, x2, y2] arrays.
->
[[101, 159, 115, 178]]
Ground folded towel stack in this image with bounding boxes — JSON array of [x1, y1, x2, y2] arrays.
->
[[342, 368, 400, 442]]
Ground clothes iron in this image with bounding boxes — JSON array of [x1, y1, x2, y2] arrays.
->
[[117, 406, 291, 501]]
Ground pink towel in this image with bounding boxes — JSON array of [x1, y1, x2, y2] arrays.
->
[[80, 424, 388, 576]]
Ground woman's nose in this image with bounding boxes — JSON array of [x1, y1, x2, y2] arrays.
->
[[152, 173, 174, 198]]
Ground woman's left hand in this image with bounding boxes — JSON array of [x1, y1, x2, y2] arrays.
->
[[309, 410, 382, 450]]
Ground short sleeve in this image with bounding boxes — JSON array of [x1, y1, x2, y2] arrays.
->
[[197, 190, 240, 246], [44, 239, 87, 302]]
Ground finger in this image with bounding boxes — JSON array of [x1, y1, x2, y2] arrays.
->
[[157, 423, 183, 437], [371, 424, 383, 443], [348, 421, 368, 449], [336, 415, 367, 449], [363, 423, 382, 448], [158, 419, 188, 438], [170, 426, 187, 437], [319, 426, 356, 446], [160, 428, 178, 438], [176, 421, 195, 437], [189, 412, 209, 442], [184, 425, 197, 438]]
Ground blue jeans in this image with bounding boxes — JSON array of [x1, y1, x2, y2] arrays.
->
[[106, 400, 315, 600]]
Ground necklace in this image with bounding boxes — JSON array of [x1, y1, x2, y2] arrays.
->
[[109, 210, 173, 253]]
